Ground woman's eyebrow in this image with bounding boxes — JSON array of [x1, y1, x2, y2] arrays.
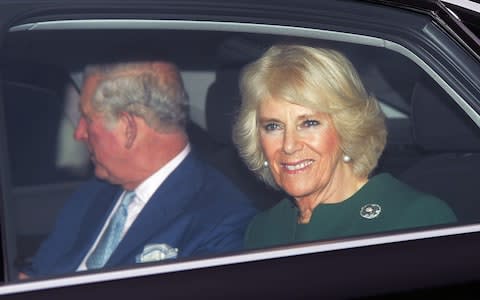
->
[[297, 113, 319, 120], [258, 116, 281, 123]]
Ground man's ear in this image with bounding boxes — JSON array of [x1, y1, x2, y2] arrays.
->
[[122, 112, 137, 149]]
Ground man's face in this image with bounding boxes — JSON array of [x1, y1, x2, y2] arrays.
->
[[74, 76, 129, 185]]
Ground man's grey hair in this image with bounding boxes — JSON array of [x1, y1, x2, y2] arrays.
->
[[84, 61, 189, 132]]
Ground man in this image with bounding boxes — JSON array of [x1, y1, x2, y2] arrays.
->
[[20, 61, 256, 278]]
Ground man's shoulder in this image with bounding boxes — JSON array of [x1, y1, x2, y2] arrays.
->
[[164, 151, 257, 213], [188, 152, 250, 196]]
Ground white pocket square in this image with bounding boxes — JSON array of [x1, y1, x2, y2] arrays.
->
[[135, 243, 179, 263]]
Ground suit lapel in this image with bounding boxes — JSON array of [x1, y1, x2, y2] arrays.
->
[[107, 152, 202, 266], [53, 184, 122, 274]]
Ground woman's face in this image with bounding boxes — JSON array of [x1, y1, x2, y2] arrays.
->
[[258, 98, 344, 200]]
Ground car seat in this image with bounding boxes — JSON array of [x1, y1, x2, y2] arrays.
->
[[399, 75, 480, 223], [205, 67, 285, 210]]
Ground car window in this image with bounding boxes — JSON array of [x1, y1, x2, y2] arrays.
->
[[0, 29, 462, 269], [0, 3, 479, 296]]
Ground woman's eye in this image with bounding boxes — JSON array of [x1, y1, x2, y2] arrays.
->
[[302, 119, 320, 127], [264, 123, 280, 131]]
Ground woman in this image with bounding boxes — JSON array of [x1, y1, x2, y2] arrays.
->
[[233, 44, 457, 249]]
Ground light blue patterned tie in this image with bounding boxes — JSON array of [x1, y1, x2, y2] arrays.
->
[[86, 191, 136, 269]]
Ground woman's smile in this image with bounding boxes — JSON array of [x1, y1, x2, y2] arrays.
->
[[280, 159, 314, 173]]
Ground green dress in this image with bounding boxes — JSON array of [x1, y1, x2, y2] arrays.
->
[[245, 173, 457, 249]]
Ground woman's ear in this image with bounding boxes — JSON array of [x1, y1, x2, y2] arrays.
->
[[122, 112, 137, 149]]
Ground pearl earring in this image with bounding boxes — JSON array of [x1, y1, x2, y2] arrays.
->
[[263, 161, 269, 167], [343, 154, 351, 163]]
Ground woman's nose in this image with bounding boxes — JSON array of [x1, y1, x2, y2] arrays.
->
[[282, 128, 302, 154]]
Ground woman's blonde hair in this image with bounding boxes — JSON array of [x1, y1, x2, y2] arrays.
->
[[233, 44, 387, 188]]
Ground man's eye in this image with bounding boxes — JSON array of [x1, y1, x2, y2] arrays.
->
[[80, 116, 90, 123], [302, 119, 320, 127], [264, 123, 280, 131], [82, 114, 93, 124]]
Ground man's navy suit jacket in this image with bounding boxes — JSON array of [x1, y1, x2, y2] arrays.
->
[[26, 151, 257, 277]]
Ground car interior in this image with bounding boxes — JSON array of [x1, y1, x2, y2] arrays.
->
[[0, 26, 479, 282]]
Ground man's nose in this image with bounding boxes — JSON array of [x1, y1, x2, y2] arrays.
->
[[282, 128, 302, 154], [74, 118, 87, 141]]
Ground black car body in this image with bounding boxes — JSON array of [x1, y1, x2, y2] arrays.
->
[[0, 0, 479, 298]]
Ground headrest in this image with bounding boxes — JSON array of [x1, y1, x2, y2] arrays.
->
[[411, 79, 480, 152], [205, 68, 242, 145]]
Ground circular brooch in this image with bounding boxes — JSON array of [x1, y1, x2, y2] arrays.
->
[[360, 204, 381, 219]]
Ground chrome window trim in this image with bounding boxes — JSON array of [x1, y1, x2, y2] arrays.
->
[[442, 0, 480, 13], [1, 224, 479, 295]]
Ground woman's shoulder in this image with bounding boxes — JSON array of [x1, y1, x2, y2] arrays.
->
[[370, 173, 457, 225], [401, 192, 457, 224], [369, 173, 442, 202]]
